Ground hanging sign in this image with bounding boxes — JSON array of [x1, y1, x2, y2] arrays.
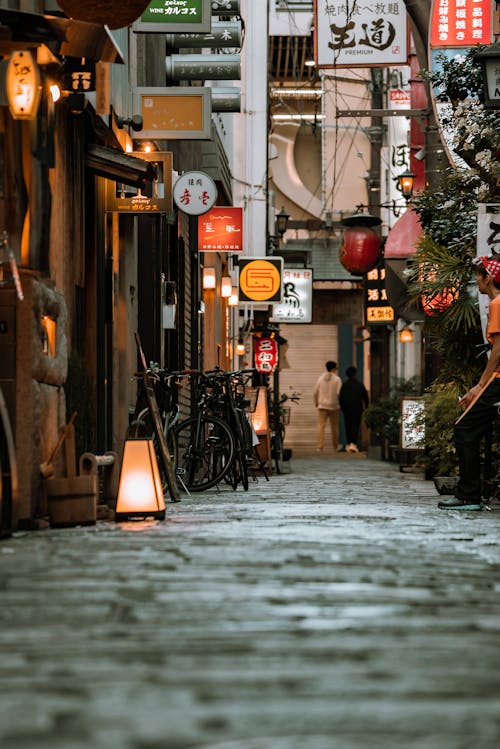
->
[[106, 152, 173, 213], [238, 257, 283, 303], [198, 207, 243, 252], [134, 87, 212, 140], [270, 268, 313, 323], [173, 170, 217, 215], [134, 0, 212, 33], [254, 337, 279, 375], [5, 50, 41, 121], [430, 0, 491, 48], [314, 0, 409, 68], [364, 264, 395, 324]]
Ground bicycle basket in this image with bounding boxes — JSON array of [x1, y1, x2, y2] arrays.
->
[[244, 387, 259, 412]]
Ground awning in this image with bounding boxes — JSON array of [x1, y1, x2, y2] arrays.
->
[[85, 144, 156, 188], [384, 207, 423, 259], [0, 9, 124, 64]]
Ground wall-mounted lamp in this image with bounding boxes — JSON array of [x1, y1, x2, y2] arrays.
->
[[115, 439, 166, 521], [221, 275, 232, 298], [395, 169, 416, 202], [49, 83, 61, 103], [5, 50, 42, 120], [202, 267, 216, 289], [399, 326, 414, 343], [228, 286, 239, 306], [236, 336, 245, 356], [276, 206, 290, 239]]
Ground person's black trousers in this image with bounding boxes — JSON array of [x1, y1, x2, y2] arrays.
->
[[343, 411, 362, 445], [454, 378, 500, 501]]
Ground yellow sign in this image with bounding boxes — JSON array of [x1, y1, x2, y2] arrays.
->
[[238, 257, 283, 303], [366, 306, 395, 323]]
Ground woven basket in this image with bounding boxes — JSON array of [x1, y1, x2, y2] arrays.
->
[[57, 1, 151, 29]]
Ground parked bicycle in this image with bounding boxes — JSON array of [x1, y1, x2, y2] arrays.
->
[[268, 390, 300, 474]]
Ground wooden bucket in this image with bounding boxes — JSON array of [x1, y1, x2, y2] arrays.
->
[[45, 475, 97, 528]]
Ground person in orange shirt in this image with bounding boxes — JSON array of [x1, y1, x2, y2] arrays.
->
[[439, 256, 500, 510]]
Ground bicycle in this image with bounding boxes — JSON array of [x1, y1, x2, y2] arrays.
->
[[174, 370, 236, 492], [269, 390, 300, 474]]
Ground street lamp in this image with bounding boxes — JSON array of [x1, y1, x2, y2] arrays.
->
[[276, 206, 290, 240], [394, 169, 416, 202], [473, 42, 500, 109]]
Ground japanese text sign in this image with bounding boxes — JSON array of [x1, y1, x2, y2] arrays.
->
[[238, 257, 283, 303], [254, 337, 279, 374], [134, 87, 212, 140], [364, 265, 395, 324], [198, 207, 243, 252], [134, 0, 212, 33], [173, 170, 217, 215], [314, 0, 409, 67], [271, 268, 313, 323], [430, 0, 492, 47]]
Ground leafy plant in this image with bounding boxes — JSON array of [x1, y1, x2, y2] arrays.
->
[[364, 378, 421, 446]]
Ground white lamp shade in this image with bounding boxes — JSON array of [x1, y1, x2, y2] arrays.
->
[[221, 275, 232, 297], [115, 439, 166, 520], [203, 267, 216, 289], [228, 286, 239, 306]]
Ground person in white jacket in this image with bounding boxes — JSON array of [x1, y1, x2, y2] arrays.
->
[[314, 361, 342, 452]]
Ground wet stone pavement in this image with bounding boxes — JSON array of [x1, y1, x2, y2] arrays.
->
[[1, 455, 500, 749]]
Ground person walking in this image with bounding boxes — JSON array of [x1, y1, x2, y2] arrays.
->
[[339, 366, 369, 453], [438, 255, 500, 510], [314, 361, 342, 452]]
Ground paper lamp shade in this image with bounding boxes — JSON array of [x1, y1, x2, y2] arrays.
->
[[115, 439, 166, 520]]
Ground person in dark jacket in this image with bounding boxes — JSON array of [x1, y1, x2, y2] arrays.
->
[[339, 366, 369, 452]]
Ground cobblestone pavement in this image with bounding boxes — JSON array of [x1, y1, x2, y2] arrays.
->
[[1, 455, 500, 749]]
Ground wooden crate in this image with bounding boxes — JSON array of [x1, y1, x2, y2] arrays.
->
[[45, 476, 97, 528]]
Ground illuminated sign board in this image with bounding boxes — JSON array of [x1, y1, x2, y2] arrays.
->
[[364, 265, 395, 324], [134, 0, 211, 33], [238, 257, 283, 303], [270, 268, 313, 323], [430, 0, 492, 48], [133, 87, 212, 140], [198, 207, 243, 252], [106, 152, 173, 213]]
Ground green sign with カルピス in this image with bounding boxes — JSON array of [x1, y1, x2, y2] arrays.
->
[[135, 0, 211, 32]]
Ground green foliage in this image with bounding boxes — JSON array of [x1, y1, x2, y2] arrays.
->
[[364, 378, 421, 446], [421, 47, 485, 105], [418, 382, 461, 477]]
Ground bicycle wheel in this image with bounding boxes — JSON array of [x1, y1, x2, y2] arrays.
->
[[273, 426, 285, 475], [175, 415, 235, 491]]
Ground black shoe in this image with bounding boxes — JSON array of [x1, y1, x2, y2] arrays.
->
[[438, 496, 483, 511]]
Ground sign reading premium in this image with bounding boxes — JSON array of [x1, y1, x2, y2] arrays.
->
[[364, 265, 395, 324], [198, 207, 243, 252], [134, 0, 212, 33], [173, 171, 217, 215], [314, 0, 408, 68], [270, 268, 313, 323], [238, 257, 283, 303]]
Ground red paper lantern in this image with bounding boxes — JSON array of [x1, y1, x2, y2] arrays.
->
[[340, 225, 382, 275], [419, 264, 457, 316]]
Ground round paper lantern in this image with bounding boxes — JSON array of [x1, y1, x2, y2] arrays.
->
[[57, 1, 151, 29], [419, 264, 457, 316], [339, 225, 382, 274]]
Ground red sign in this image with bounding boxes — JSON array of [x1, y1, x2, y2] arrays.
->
[[254, 337, 278, 374], [198, 207, 243, 252], [430, 0, 492, 48]]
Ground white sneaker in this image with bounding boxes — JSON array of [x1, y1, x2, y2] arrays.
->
[[347, 443, 358, 453]]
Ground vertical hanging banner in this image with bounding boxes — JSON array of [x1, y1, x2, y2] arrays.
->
[[133, 0, 212, 33], [198, 207, 243, 252], [314, 0, 409, 68], [254, 337, 279, 374], [477, 203, 500, 341], [364, 265, 395, 324]]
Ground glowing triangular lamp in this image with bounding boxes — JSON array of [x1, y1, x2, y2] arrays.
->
[[115, 439, 166, 521]]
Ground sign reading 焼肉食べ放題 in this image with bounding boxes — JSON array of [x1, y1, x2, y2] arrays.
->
[[134, 0, 212, 33], [314, 0, 408, 68]]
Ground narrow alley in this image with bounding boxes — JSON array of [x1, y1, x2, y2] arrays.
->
[[1, 456, 500, 749]]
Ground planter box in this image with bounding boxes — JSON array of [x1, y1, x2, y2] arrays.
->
[[45, 475, 97, 527], [433, 476, 459, 495]]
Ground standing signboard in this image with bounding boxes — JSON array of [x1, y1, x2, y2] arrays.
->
[[198, 207, 243, 252], [133, 0, 212, 33], [270, 268, 313, 323], [238, 257, 283, 304], [314, 0, 409, 68]]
